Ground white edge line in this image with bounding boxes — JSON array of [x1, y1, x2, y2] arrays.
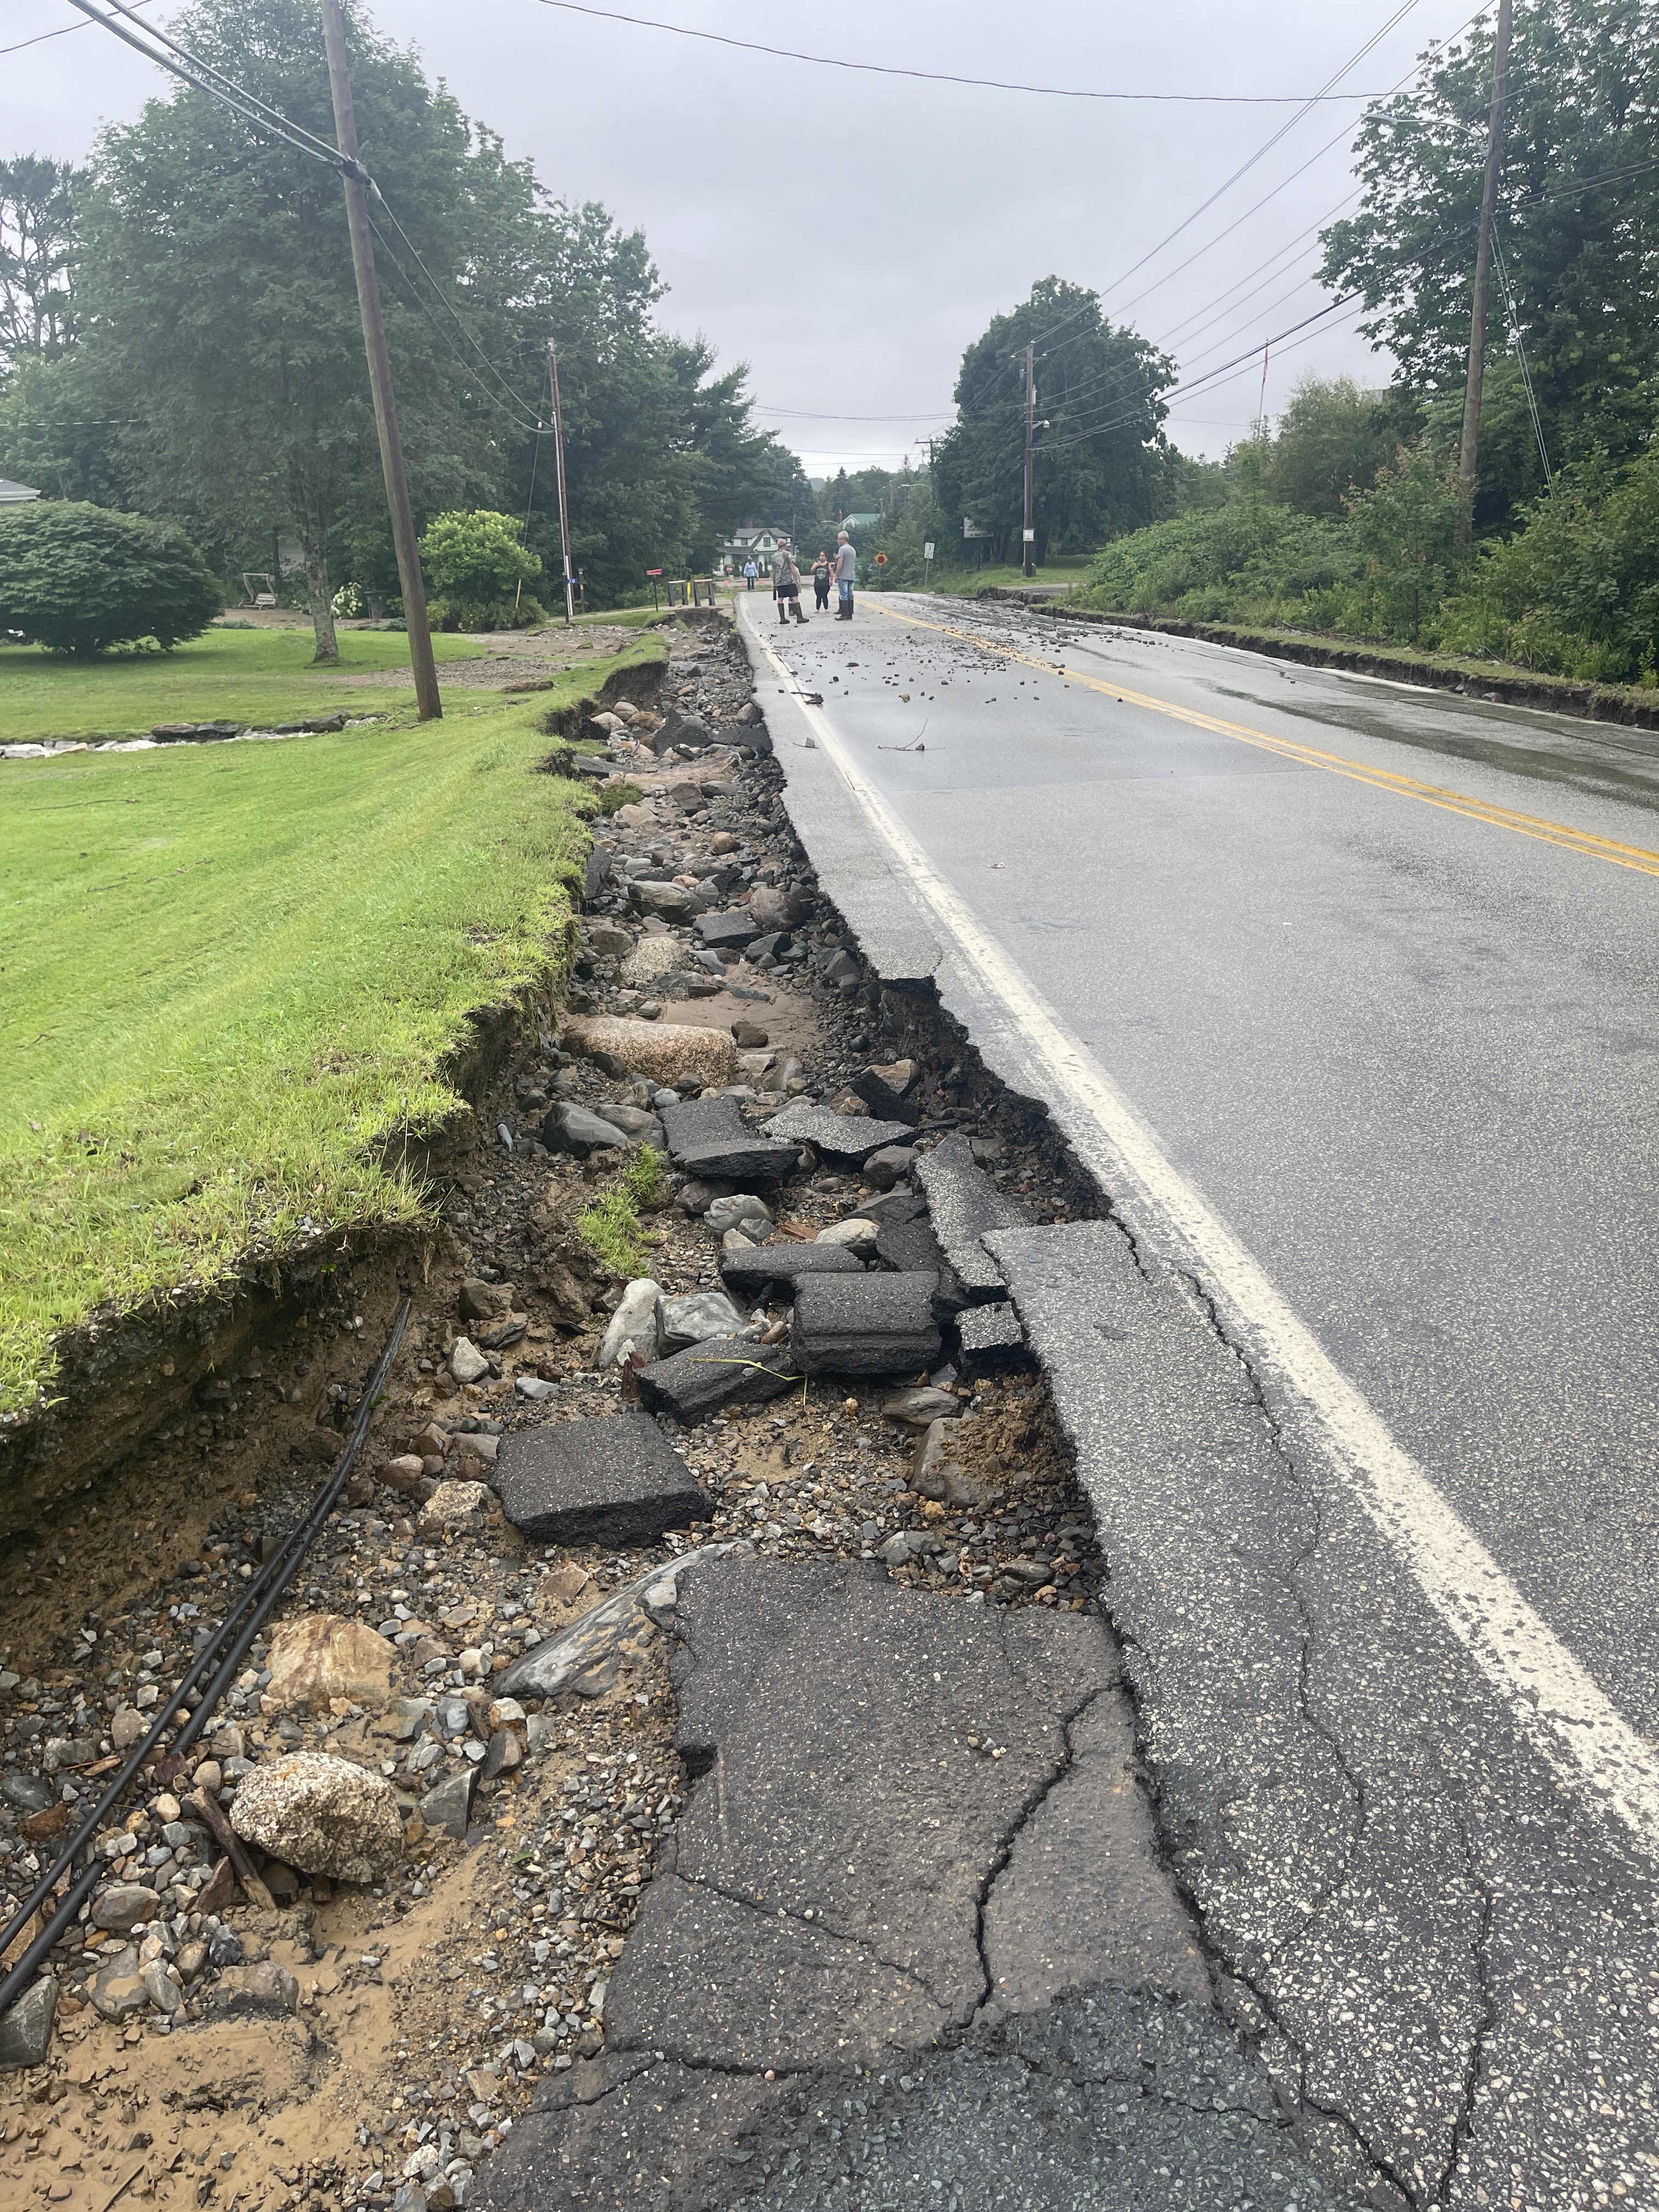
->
[[744, 594, 1659, 1860]]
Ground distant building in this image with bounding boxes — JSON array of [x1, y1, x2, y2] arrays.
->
[[719, 522, 790, 572], [0, 478, 41, 505], [839, 512, 881, 533]]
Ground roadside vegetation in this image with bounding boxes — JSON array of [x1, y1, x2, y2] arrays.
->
[[0, 635, 662, 1417]]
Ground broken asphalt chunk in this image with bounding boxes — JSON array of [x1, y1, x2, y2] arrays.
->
[[789, 1271, 941, 1376], [914, 1132, 1034, 1296], [718, 1241, 866, 1301], [493, 1407, 712, 1546], [957, 1299, 1028, 1373], [695, 909, 763, 953], [659, 1094, 799, 1185], [761, 1098, 916, 1164], [635, 1334, 803, 1425]]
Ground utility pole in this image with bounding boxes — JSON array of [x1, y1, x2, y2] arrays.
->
[[546, 336, 576, 626], [1022, 341, 1036, 579], [320, 0, 440, 719], [1458, 0, 1514, 518]]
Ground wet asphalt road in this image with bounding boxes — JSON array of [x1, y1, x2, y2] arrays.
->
[[740, 589, 1659, 2209], [760, 593, 1659, 1725]]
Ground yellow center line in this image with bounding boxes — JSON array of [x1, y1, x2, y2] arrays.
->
[[872, 603, 1659, 882]]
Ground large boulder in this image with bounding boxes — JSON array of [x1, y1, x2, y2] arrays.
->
[[229, 1753, 404, 1885], [562, 1015, 737, 1092], [264, 1615, 396, 1713]]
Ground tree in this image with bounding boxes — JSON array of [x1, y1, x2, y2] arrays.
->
[[0, 157, 83, 365], [1342, 438, 1471, 641], [71, 0, 516, 662], [1261, 373, 1399, 517], [1321, 0, 1659, 525], [0, 500, 218, 654], [930, 278, 1175, 562]]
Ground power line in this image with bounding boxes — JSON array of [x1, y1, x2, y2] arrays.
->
[[58, 0, 353, 173], [1016, 0, 1431, 362], [0, 0, 159, 57], [945, 3, 1490, 443], [527, 1, 1393, 104], [57, 0, 556, 442]]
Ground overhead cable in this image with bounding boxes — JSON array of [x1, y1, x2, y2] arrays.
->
[[1, 0, 159, 57], [58, 0, 354, 172], [528, 0, 1391, 103]]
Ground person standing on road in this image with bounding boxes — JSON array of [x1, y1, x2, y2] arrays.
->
[[772, 544, 807, 625], [834, 531, 856, 620], [743, 557, 758, 590], [811, 550, 832, 612]]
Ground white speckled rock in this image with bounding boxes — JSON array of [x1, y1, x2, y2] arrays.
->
[[229, 1753, 403, 1884]]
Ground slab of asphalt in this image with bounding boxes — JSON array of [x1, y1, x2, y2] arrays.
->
[[474, 1555, 1359, 2212]]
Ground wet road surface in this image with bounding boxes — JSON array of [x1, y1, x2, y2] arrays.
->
[[740, 590, 1659, 2211]]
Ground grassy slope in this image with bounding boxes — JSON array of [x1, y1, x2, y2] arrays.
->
[[0, 624, 497, 744], [0, 633, 663, 1414]]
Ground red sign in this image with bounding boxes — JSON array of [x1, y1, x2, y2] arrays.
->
[[645, 567, 663, 577], [873, 551, 888, 567]]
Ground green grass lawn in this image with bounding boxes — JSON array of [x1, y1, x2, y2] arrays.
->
[[0, 632, 663, 1416], [0, 623, 501, 744]]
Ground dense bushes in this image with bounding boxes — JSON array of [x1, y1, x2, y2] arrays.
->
[[419, 509, 544, 631], [1075, 433, 1659, 685], [1080, 501, 1362, 628], [0, 499, 219, 654]]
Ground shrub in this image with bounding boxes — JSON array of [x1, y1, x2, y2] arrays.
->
[[0, 500, 220, 654], [1074, 501, 1361, 625], [428, 594, 546, 633], [420, 510, 543, 630]]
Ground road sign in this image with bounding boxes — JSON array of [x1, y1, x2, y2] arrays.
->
[[923, 542, 935, 560], [645, 567, 663, 577], [1023, 528, 1036, 543], [962, 518, 989, 538], [874, 551, 888, 567]]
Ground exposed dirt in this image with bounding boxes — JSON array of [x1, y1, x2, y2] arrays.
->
[[340, 627, 642, 691]]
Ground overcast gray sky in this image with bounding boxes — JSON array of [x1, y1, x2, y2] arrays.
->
[[7, 0, 1484, 473]]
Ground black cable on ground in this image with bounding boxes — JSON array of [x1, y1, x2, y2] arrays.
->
[[0, 1297, 412, 2027]]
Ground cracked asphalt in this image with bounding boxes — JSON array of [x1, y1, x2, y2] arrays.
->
[[738, 592, 1659, 2211], [477, 1556, 1341, 2212]]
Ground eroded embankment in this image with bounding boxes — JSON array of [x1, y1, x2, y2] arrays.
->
[[0, 608, 1154, 2212]]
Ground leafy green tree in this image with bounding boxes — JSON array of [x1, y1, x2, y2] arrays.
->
[[0, 500, 218, 653], [931, 278, 1175, 562], [1261, 373, 1399, 517], [71, 0, 514, 662], [1321, 0, 1659, 524], [0, 157, 83, 364]]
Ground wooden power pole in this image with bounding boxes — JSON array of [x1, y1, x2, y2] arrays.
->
[[1458, 0, 1514, 512], [1022, 341, 1037, 579], [320, 0, 441, 720], [546, 337, 576, 627]]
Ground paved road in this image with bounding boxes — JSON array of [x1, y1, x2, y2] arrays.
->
[[738, 590, 1659, 2210]]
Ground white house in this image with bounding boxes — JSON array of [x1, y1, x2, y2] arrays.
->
[[720, 522, 789, 572], [0, 478, 41, 506]]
